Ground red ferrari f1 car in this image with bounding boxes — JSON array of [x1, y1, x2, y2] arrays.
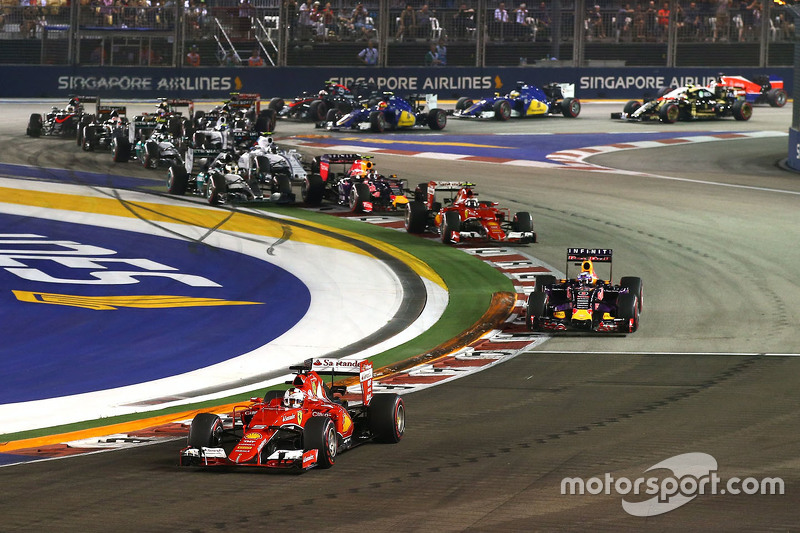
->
[[179, 358, 404, 471], [525, 248, 643, 333], [405, 181, 536, 245]]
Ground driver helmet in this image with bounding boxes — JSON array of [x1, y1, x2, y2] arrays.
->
[[319, 90, 327, 97], [509, 91, 520, 98], [378, 101, 388, 109], [465, 198, 479, 208], [224, 162, 239, 174], [283, 387, 305, 408], [66, 105, 75, 113], [577, 271, 594, 284]]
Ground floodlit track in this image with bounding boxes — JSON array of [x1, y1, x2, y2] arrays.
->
[[1, 101, 799, 530]]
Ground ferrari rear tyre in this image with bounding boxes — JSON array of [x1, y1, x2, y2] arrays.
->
[[167, 164, 189, 195], [441, 210, 461, 244], [304, 416, 337, 469], [188, 413, 224, 449], [732, 100, 752, 121], [619, 276, 643, 312], [427, 108, 447, 130], [301, 173, 325, 206], [659, 103, 679, 123], [623, 100, 641, 114], [349, 182, 370, 212], [493, 99, 511, 121], [534, 275, 556, 293], [561, 97, 581, 118], [525, 291, 548, 331], [207, 173, 226, 205], [616, 292, 640, 333], [369, 110, 386, 133], [405, 200, 428, 233], [767, 89, 787, 108], [368, 393, 405, 443]]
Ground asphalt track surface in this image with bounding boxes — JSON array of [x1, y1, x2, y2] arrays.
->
[[2, 101, 800, 531]]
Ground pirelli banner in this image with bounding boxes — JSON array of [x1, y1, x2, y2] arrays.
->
[[0, 65, 793, 100]]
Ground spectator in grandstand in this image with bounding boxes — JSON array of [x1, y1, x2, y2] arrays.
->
[[632, 3, 646, 41], [452, 3, 475, 39], [248, 48, 265, 66], [656, 1, 669, 41], [321, 2, 337, 37], [186, 44, 201, 66], [494, 2, 509, 22], [588, 4, 605, 40], [435, 37, 447, 65], [644, 0, 658, 39], [396, 3, 416, 40], [222, 49, 241, 66], [614, 3, 633, 42], [351, 3, 374, 39], [286, 0, 297, 40], [417, 4, 431, 38], [683, 1, 703, 40], [424, 42, 442, 66], [21, 3, 41, 38], [491, 1, 509, 40], [358, 39, 378, 64], [513, 3, 532, 40], [713, 0, 730, 41], [534, 1, 551, 41]]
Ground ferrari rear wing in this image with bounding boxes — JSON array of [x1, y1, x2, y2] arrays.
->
[[302, 358, 374, 406]]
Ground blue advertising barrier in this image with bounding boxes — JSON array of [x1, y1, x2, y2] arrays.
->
[[2, 65, 794, 101]]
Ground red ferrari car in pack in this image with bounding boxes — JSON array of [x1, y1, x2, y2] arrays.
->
[[179, 358, 404, 471], [405, 181, 536, 245]]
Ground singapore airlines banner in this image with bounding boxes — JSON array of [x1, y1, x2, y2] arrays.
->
[[0, 65, 792, 100]]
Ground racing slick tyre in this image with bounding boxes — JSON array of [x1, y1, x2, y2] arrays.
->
[[619, 276, 643, 312], [440, 210, 461, 244], [192, 110, 206, 130], [301, 173, 325, 206], [427, 108, 447, 130], [112, 135, 131, 163], [168, 116, 183, 137], [167, 164, 189, 195], [26, 113, 42, 137], [512, 212, 534, 243], [349, 182, 371, 212], [659, 103, 679, 123], [308, 100, 327, 122], [414, 182, 429, 202], [732, 100, 753, 121], [325, 108, 341, 123], [142, 141, 159, 168], [616, 292, 640, 333], [255, 155, 271, 179], [525, 291, 548, 331], [656, 86, 674, 98], [560, 97, 581, 118], [369, 110, 387, 133], [623, 100, 642, 114], [268, 97, 285, 112], [405, 200, 429, 234], [368, 393, 406, 443], [255, 109, 277, 133], [534, 275, 556, 293], [455, 97, 473, 111], [207, 173, 226, 205], [767, 88, 787, 108], [187, 413, 224, 449], [192, 132, 207, 148], [493, 99, 512, 121], [81, 126, 96, 151], [271, 174, 293, 204], [304, 416, 337, 469]]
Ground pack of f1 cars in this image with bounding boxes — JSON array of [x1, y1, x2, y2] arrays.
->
[[452, 82, 581, 120], [26, 95, 98, 138], [193, 93, 276, 148], [113, 98, 195, 166], [322, 93, 447, 133], [525, 248, 643, 333], [708, 74, 787, 108], [168, 148, 262, 205], [309, 153, 410, 212], [77, 105, 129, 152], [404, 181, 536, 245], [179, 358, 405, 471], [269, 81, 361, 122], [611, 85, 753, 123]]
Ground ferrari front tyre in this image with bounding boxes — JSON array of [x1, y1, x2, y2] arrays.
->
[[455, 97, 473, 111], [534, 274, 556, 293], [369, 110, 386, 133], [167, 164, 189, 195], [732, 100, 752, 121], [767, 89, 787, 108], [619, 276, 643, 312], [308, 100, 327, 122], [441, 210, 461, 244], [187, 413, 224, 449], [301, 173, 325, 206], [659, 103, 679, 123], [207, 173, 226, 205], [349, 182, 370, 212], [304, 416, 337, 469], [427, 108, 447, 130], [560, 97, 581, 118], [512, 211, 533, 232], [623, 100, 641, 114], [525, 291, 548, 331], [493, 99, 511, 121], [405, 200, 428, 233], [368, 393, 405, 443], [616, 292, 640, 333]]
